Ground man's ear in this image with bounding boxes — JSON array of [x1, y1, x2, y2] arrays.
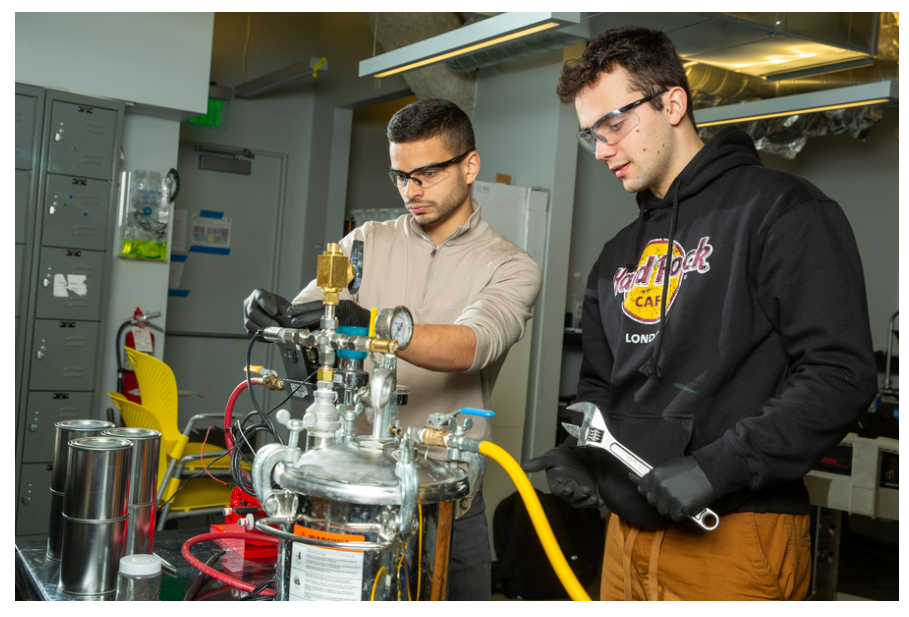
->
[[464, 151, 481, 184], [666, 87, 689, 127]]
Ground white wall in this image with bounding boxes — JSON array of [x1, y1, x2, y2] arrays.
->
[[98, 114, 182, 416], [15, 13, 212, 118]]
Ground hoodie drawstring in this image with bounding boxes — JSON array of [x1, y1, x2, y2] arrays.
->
[[639, 179, 681, 379]]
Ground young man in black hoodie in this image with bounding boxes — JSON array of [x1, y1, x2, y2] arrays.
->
[[523, 26, 877, 600]]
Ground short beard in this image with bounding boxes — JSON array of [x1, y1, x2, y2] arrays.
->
[[410, 169, 470, 227]]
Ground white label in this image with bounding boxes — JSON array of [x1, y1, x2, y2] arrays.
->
[[288, 542, 364, 601], [132, 327, 154, 352], [53, 274, 88, 297]]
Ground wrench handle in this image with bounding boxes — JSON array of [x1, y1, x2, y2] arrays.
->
[[610, 443, 721, 531], [690, 508, 720, 530]]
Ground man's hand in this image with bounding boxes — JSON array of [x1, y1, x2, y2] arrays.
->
[[288, 300, 371, 330], [522, 446, 603, 508], [243, 289, 292, 336], [630, 456, 717, 522]]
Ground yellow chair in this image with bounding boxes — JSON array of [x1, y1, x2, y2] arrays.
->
[[109, 392, 232, 525], [122, 348, 247, 527]]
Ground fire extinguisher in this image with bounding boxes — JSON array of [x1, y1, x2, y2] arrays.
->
[[116, 307, 164, 404]]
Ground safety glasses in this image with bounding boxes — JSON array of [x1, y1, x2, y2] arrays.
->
[[387, 149, 475, 190], [576, 90, 667, 153]]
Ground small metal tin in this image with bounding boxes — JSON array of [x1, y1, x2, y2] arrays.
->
[[102, 427, 161, 556], [46, 419, 115, 561]]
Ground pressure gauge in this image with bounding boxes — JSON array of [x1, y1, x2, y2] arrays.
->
[[375, 306, 414, 350]]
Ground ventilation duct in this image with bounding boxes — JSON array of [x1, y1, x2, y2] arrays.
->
[[362, 12, 477, 117]]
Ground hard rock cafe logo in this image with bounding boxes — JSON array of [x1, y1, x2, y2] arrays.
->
[[613, 237, 713, 324]]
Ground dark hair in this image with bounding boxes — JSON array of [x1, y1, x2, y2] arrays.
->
[[556, 26, 696, 127], [386, 98, 475, 156]]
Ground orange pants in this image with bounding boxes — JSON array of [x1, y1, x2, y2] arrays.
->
[[601, 511, 811, 600]]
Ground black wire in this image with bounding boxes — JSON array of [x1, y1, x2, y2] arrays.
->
[[239, 577, 275, 601], [247, 331, 282, 444], [158, 449, 231, 508]]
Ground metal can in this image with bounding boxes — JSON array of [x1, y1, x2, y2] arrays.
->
[[46, 419, 115, 561], [102, 427, 161, 556], [58, 437, 133, 596]]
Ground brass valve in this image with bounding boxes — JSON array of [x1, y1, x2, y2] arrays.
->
[[262, 375, 285, 391], [368, 339, 400, 354], [317, 243, 355, 306]]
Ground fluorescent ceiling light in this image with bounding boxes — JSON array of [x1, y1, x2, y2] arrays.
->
[[682, 36, 873, 80], [359, 12, 581, 79], [694, 80, 898, 128]]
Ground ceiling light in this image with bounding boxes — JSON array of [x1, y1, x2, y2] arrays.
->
[[694, 80, 898, 128], [359, 12, 581, 79]]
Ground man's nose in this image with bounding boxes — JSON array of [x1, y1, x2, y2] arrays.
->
[[403, 179, 423, 200], [595, 139, 617, 161], [594, 139, 616, 161]]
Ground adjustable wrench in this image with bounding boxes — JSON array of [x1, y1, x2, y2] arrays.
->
[[564, 402, 719, 531]]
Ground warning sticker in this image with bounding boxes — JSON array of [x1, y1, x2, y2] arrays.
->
[[289, 542, 364, 601]]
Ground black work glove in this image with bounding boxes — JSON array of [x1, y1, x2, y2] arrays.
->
[[287, 300, 372, 330], [630, 455, 717, 522], [243, 289, 292, 336], [522, 446, 603, 509]]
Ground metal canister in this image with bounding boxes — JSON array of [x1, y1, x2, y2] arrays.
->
[[58, 436, 133, 597], [102, 427, 161, 556], [46, 419, 115, 561]]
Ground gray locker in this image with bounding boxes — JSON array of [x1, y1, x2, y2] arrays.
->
[[16, 168, 30, 244], [17, 463, 54, 536], [15, 93, 38, 171], [34, 247, 105, 321], [41, 175, 112, 251], [29, 319, 99, 392], [47, 101, 118, 181], [22, 392, 95, 463], [16, 244, 23, 318]]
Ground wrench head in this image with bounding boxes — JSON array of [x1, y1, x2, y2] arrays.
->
[[566, 402, 608, 447]]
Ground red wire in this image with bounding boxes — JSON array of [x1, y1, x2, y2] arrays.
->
[[182, 531, 279, 596], [199, 425, 227, 486], [224, 379, 262, 452]]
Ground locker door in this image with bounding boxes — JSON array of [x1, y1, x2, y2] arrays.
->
[[16, 244, 23, 318], [16, 168, 30, 244], [41, 175, 112, 251], [15, 93, 38, 171], [46, 101, 118, 181], [21, 392, 95, 463], [34, 247, 105, 321], [29, 319, 99, 391], [17, 463, 54, 536]]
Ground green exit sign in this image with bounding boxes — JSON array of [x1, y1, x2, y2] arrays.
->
[[185, 98, 229, 128]]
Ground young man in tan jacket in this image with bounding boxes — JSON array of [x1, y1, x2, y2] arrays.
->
[[244, 98, 542, 600]]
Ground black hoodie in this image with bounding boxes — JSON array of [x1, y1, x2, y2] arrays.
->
[[573, 126, 877, 527]]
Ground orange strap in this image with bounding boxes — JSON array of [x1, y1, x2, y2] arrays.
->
[[622, 525, 640, 601], [648, 528, 666, 600]]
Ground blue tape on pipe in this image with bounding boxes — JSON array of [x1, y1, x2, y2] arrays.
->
[[171, 254, 187, 263], [460, 408, 496, 418], [199, 210, 224, 219], [337, 326, 369, 360], [168, 289, 190, 297]]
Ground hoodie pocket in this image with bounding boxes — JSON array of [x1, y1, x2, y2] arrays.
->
[[611, 415, 694, 468]]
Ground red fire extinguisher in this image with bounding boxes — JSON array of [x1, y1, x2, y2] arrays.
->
[[116, 307, 163, 404]]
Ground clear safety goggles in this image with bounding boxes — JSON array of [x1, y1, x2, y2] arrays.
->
[[576, 90, 667, 153], [387, 149, 474, 190]]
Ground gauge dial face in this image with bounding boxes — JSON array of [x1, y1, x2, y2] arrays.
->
[[377, 306, 413, 350]]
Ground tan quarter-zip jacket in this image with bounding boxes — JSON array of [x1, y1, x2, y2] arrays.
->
[[293, 200, 542, 449]]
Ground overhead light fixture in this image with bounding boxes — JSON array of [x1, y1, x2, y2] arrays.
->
[[694, 80, 898, 128], [359, 12, 581, 78]]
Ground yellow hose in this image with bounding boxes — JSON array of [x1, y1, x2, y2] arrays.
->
[[479, 441, 591, 601]]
